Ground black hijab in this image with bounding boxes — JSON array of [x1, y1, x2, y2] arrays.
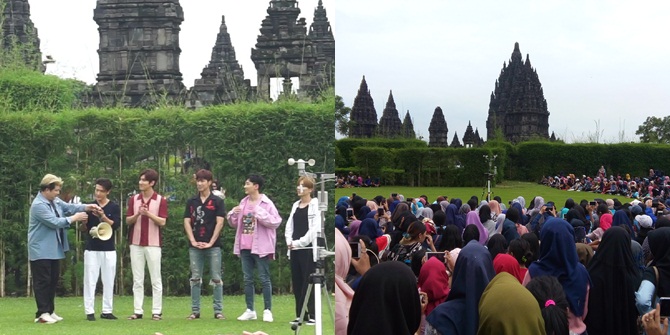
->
[[487, 234, 508, 260], [347, 261, 421, 335], [585, 226, 639, 335], [426, 240, 495, 335], [644, 227, 670, 297]]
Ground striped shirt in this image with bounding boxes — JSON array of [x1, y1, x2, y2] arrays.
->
[[127, 192, 168, 247]]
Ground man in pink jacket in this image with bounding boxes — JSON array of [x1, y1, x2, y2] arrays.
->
[[227, 174, 282, 323]]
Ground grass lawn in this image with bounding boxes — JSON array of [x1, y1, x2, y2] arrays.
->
[[0, 294, 333, 335], [335, 181, 631, 209]]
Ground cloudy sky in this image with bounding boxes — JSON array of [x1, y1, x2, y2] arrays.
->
[[29, 0, 334, 98], [335, 0, 670, 143]]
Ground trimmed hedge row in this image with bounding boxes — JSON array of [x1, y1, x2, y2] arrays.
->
[[0, 69, 82, 112], [336, 138, 670, 186], [0, 100, 335, 296]]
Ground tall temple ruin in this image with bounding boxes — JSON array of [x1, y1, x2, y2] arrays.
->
[[377, 90, 403, 138], [486, 42, 550, 143], [1, 0, 42, 71], [307, 0, 335, 90], [93, 0, 186, 107], [402, 110, 416, 139], [349, 76, 377, 138], [428, 106, 449, 147], [189, 15, 248, 106], [251, 0, 321, 100]]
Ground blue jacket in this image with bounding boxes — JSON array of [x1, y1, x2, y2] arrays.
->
[[28, 192, 85, 261]]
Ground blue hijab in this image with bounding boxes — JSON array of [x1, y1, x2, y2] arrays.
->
[[612, 210, 634, 236], [512, 202, 528, 225], [445, 204, 464, 235], [529, 218, 591, 317], [358, 218, 382, 240], [336, 196, 349, 209], [426, 240, 495, 335], [389, 200, 401, 214]]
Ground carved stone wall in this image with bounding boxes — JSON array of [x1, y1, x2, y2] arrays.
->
[[1, 0, 42, 71]]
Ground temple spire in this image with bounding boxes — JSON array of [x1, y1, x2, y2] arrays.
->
[[428, 106, 449, 147], [402, 110, 416, 139], [349, 76, 378, 138], [378, 90, 403, 138]]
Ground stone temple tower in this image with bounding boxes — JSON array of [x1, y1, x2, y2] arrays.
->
[[349, 76, 377, 138], [93, 0, 186, 107], [1, 0, 42, 71], [486, 42, 549, 143]]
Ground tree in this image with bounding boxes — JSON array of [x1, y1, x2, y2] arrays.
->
[[335, 95, 351, 137], [636, 116, 670, 144]]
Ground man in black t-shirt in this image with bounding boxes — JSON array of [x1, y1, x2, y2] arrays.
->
[[183, 169, 226, 320], [81, 178, 121, 321]]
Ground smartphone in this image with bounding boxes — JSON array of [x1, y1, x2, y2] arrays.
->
[[377, 208, 385, 216], [660, 297, 670, 318], [589, 201, 597, 206], [349, 241, 361, 258], [426, 251, 446, 263], [346, 208, 354, 219], [545, 206, 554, 212]]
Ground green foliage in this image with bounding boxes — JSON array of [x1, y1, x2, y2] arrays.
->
[[0, 69, 79, 112], [335, 137, 427, 168], [335, 95, 351, 136], [0, 100, 334, 296], [636, 116, 670, 144]]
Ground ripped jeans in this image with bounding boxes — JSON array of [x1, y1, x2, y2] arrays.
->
[[189, 247, 223, 314]]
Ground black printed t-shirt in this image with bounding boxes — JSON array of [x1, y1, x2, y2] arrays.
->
[[184, 193, 226, 247], [85, 200, 121, 251]]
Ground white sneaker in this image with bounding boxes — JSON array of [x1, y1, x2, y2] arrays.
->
[[34, 313, 57, 324], [50, 313, 63, 321], [236, 309, 257, 321], [263, 309, 273, 322]]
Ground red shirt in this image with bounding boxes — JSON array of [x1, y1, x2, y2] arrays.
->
[[127, 192, 168, 247]]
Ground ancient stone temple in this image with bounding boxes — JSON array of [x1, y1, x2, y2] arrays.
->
[[474, 128, 484, 146], [307, 0, 334, 89], [190, 15, 248, 106], [349, 76, 377, 138], [462, 121, 476, 148], [377, 90, 403, 138], [93, 0, 186, 107], [251, 0, 318, 100], [450, 132, 462, 148], [402, 110, 416, 139], [486, 42, 549, 143], [428, 107, 449, 147], [1, 0, 42, 71]]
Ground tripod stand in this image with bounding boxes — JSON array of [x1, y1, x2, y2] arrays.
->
[[292, 247, 334, 335]]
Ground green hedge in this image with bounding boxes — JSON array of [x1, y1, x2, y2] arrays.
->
[[0, 100, 335, 296], [335, 138, 427, 168], [0, 69, 80, 112]]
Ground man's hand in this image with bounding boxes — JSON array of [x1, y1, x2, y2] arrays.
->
[[232, 206, 241, 214], [70, 212, 88, 223], [85, 204, 101, 212]]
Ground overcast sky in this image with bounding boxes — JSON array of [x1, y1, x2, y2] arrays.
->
[[335, 0, 670, 143], [29, 0, 334, 98]]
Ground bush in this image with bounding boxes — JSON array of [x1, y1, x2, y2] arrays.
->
[[0, 69, 79, 112]]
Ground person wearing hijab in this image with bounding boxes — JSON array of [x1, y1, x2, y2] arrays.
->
[[486, 234, 508, 260], [585, 226, 639, 335], [336, 206, 350, 239], [452, 198, 463, 210], [611, 210, 635, 239], [477, 272, 546, 335], [439, 201, 450, 215], [462, 225, 480, 246], [523, 218, 591, 335], [493, 254, 524, 283], [347, 261, 421, 335], [335, 229, 354, 335], [425, 240, 495, 335], [466, 211, 488, 245], [498, 209, 520, 243], [437, 224, 463, 252], [524, 218, 591, 334], [337, 196, 350, 209], [479, 205, 497, 239], [636, 227, 670, 317], [506, 206, 529, 236], [521, 233, 540, 268], [365, 201, 377, 212], [445, 204, 463, 234], [575, 243, 594, 267], [358, 218, 389, 257], [418, 257, 450, 317], [560, 198, 575, 219], [514, 196, 527, 213], [526, 276, 569, 335], [422, 207, 434, 220], [508, 238, 531, 280], [488, 200, 505, 228]]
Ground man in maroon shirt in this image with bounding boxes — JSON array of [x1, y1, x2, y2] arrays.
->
[[126, 169, 168, 321]]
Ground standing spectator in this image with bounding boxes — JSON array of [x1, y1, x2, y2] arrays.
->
[[126, 169, 168, 321], [228, 175, 282, 322], [183, 169, 226, 320], [81, 178, 121, 321], [29, 174, 98, 324]]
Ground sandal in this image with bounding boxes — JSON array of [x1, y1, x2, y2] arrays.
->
[[214, 313, 225, 320], [187, 313, 200, 320], [127, 313, 142, 320], [152, 314, 162, 321]]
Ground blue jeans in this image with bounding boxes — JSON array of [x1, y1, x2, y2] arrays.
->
[[189, 247, 222, 314], [240, 249, 272, 311]]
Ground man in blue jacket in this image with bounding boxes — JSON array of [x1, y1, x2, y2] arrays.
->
[[28, 174, 100, 324]]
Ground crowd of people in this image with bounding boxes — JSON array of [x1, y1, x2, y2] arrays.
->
[[28, 169, 319, 330], [541, 166, 668, 199], [335, 191, 670, 335], [336, 172, 381, 188]]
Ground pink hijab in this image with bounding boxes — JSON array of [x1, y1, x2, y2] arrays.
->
[[366, 201, 378, 211], [466, 211, 488, 245], [335, 229, 354, 335]]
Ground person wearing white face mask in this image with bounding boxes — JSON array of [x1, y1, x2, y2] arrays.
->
[[285, 176, 321, 326]]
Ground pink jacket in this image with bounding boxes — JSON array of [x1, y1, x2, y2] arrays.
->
[[227, 194, 283, 259]]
